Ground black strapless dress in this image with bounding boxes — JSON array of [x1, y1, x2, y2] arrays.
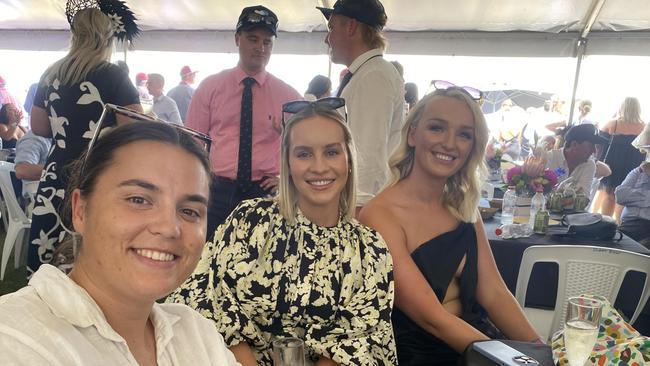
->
[[392, 222, 503, 366]]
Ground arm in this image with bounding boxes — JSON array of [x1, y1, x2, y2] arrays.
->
[[229, 343, 258, 366], [303, 223, 397, 365], [615, 167, 650, 207], [0, 124, 22, 141], [15, 163, 43, 181], [168, 101, 182, 125], [346, 71, 398, 205], [29, 106, 51, 138], [359, 204, 489, 353], [166, 200, 267, 364], [116, 103, 144, 126], [595, 161, 611, 179], [473, 218, 541, 342], [185, 80, 212, 134]]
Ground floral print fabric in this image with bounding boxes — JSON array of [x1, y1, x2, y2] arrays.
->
[[27, 63, 139, 273], [552, 295, 650, 365], [167, 198, 397, 365]]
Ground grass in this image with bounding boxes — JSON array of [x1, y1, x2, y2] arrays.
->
[[0, 230, 29, 296]]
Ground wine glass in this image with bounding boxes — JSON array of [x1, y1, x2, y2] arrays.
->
[[564, 297, 602, 366], [271, 337, 305, 366]]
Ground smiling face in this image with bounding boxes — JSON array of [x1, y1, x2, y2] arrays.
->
[[408, 96, 476, 181], [288, 115, 349, 223], [236, 28, 274, 74], [70, 140, 210, 303]]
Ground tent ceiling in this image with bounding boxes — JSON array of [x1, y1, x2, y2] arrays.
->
[[1, 0, 649, 55]]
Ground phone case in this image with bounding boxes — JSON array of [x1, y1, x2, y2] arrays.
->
[[473, 341, 539, 366]]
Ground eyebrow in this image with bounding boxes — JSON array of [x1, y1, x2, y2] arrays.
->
[[426, 118, 474, 130], [293, 142, 343, 150], [118, 179, 209, 205]]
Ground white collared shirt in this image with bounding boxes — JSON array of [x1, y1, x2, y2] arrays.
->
[[341, 48, 405, 205], [543, 148, 596, 195], [0, 265, 240, 366]]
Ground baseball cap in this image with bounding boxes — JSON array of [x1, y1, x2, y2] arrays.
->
[[180, 66, 197, 77], [317, 0, 387, 30], [564, 124, 609, 145], [236, 5, 278, 36], [135, 72, 148, 83]]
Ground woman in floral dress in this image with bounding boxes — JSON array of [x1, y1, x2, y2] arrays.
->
[[168, 99, 397, 365], [27, 6, 142, 273]]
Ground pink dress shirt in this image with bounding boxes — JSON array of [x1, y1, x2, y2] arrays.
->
[[186, 66, 301, 180]]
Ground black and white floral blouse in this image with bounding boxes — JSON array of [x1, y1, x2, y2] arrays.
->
[[168, 198, 397, 365]]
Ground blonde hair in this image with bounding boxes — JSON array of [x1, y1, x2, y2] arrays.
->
[[619, 97, 642, 123], [359, 22, 387, 51], [389, 89, 488, 222], [278, 106, 357, 225], [43, 8, 115, 86]]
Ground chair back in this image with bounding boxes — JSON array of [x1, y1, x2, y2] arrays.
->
[[0, 162, 28, 224], [515, 245, 650, 339]]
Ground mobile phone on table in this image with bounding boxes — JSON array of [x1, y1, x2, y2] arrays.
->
[[473, 341, 539, 365]]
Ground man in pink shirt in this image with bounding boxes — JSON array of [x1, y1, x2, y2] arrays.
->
[[185, 5, 302, 235]]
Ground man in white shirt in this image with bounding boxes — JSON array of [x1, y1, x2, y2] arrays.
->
[[540, 124, 608, 195], [317, 0, 405, 208], [147, 73, 182, 124]]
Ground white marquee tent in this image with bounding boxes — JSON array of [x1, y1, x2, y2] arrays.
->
[[1, 0, 649, 56]]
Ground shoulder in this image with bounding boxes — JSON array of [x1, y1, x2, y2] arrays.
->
[[229, 197, 279, 223], [196, 70, 233, 91], [265, 72, 301, 97], [359, 190, 405, 241]]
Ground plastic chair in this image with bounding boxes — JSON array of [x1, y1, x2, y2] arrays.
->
[[0, 162, 31, 280], [515, 245, 650, 341]]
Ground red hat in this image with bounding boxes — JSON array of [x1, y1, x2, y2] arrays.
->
[[180, 66, 198, 77], [135, 72, 148, 83]]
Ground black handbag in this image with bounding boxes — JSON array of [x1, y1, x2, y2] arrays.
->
[[552, 213, 621, 241]]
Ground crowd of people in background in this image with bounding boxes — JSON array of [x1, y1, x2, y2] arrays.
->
[[0, 0, 649, 365]]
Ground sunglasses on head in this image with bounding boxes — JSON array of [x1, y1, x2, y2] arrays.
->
[[281, 97, 346, 127], [431, 80, 483, 101], [85, 104, 212, 168]]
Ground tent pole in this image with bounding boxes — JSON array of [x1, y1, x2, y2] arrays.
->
[[567, 38, 586, 126]]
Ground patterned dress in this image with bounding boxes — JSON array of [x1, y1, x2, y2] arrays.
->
[[167, 198, 397, 365], [27, 63, 139, 273]]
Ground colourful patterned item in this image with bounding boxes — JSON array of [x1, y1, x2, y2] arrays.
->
[[552, 295, 650, 365]]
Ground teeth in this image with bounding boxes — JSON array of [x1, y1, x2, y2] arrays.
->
[[435, 153, 454, 161], [309, 180, 333, 186], [135, 249, 175, 262]]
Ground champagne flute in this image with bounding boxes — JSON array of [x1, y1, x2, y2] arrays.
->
[[272, 337, 305, 366], [564, 297, 602, 366]]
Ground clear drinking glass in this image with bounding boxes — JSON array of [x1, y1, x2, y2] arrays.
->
[[272, 337, 305, 366], [564, 297, 602, 366]]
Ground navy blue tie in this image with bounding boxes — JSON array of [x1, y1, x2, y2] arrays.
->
[[336, 71, 353, 97], [237, 77, 256, 190]]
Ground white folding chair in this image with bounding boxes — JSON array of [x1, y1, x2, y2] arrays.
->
[[0, 162, 32, 280], [515, 245, 650, 341]]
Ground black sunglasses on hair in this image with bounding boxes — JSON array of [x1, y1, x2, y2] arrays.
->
[[281, 97, 346, 127], [87, 104, 212, 164], [431, 80, 483, 102]]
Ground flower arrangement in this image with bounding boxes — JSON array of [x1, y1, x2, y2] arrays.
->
[[505, 165, 558, 194]]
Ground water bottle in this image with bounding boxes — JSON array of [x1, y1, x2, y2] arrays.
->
[[501, 186, 516, 225], [529, 188, 546, 229]]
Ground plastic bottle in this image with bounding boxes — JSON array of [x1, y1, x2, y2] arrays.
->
[[501, 186, 516, 225], [529, 188, 546, 229], [495, 223, 533, 239]]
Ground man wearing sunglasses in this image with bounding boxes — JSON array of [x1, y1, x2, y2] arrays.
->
[[317, 0, 405, 208], [185, 5, 302, 234]]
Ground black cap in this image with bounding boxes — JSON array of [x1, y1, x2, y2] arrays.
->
[[236, 5, 278, 36], [317, 0, 387, 30], [564, 124, 609, 145]]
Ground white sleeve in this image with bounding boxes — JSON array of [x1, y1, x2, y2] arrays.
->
[[345, 70, 402, 205]]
